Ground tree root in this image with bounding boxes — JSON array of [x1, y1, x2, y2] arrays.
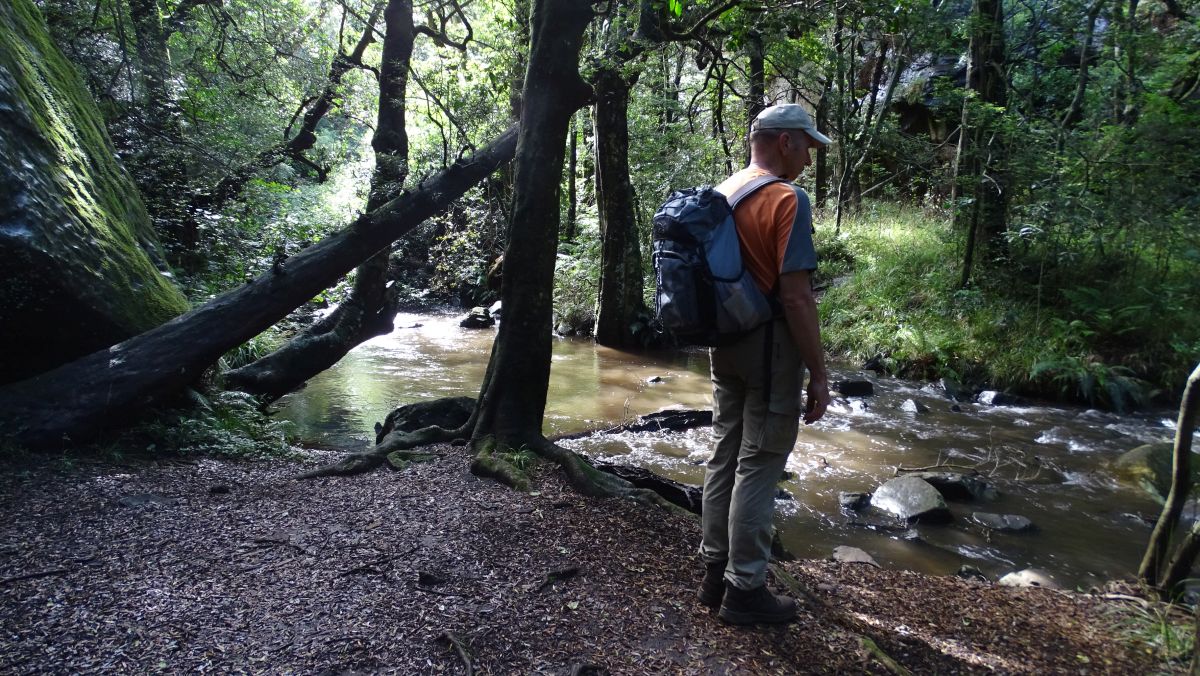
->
[[469, 437, 531, 492], [769, 563, 911, 675], [438, 630, 474, 675], [468, 436, 691, 517], [295, 425, 456, 479]]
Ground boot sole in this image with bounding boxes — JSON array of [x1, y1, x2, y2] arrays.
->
[[718, 607, 797, 625]]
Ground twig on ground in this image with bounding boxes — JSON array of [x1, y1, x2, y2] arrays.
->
[[439, 630, 474, 675], [538, 565, 580, 591], [0, 567, 70, 585]]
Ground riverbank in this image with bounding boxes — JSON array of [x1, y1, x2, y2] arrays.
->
[[0, 446, 1183, 673]]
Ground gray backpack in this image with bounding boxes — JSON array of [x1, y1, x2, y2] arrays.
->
[[651, 176, 782, 346]]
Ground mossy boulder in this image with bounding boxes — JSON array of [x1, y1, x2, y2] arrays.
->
[[1110, 442, 1195, 502], [0, 0, 188, 385]]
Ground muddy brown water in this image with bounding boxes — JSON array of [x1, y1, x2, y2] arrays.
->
[[276, 311, 1184, 588]]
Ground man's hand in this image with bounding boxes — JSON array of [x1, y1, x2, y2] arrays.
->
[[804, 378, 830, 424]]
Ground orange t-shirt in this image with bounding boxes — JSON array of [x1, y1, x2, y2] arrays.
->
[[714, 168, 817, 294]]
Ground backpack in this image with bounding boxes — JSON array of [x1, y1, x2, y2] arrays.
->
[[652, 176, 782, 346]]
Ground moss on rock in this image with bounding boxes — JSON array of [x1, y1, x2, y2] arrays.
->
[[0, 0, 188, 385]]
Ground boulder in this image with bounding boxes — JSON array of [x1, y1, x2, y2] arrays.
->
[[903, 471, 998, 501], [977, 390, 1026, 406], [1110, 442, 1192, 502], [862, 355, 886, 374], [487, 300, 502, 318], [839, 492, 871, 511], [870, 476, 952, 523], [971, 512, 1035, 532], [0, 0, 188, 385], [835, 379, 875, 397], [899, 398, 931, 414], [998, 569, 1060, 589], [459, 306, 494, 328], [376, 396, 475, 443], [832, 545, 880, 567]]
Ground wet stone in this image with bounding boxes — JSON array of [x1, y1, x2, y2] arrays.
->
[[870, 476, 951, 523], [971, 512, 1035, 532], [977, 390, 1026, 406], [998, 568, 1060, 589], [904, 471, 998, 501], [835, 380, 875, 397], [839, 492, 871, 511], [956, 565, 990, 582], [459, 307, 494, 328], [832, 545, 880, 567], [899, 398, 931, 414]]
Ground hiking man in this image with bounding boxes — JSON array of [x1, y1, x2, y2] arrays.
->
[[697, 103, 833, 624]]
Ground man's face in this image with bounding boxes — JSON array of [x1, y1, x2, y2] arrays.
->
[[779, 131, 816, 180]]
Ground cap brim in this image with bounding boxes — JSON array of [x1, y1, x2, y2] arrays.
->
[[805, 129, 833, 146]]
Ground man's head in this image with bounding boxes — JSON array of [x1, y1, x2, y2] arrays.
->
[[748, 104, 833, 180]]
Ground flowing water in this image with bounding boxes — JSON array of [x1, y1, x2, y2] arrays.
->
[[276, 310, 1183, 588]]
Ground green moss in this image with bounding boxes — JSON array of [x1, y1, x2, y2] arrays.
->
[[0, 0, 188, 372]]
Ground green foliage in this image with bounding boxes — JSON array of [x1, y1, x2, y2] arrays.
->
[[553, 234, 600, 335], [819, 202, 1196, 408], [497, 446, 540, 471], [1114, 601, 1196, 671], [118, 391, 297, 461]]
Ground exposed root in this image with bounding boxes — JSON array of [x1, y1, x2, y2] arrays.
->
[[438, 630, 474, 675], [469, 436, 531, 492], [295, 425, 455, 479], [530, 438, 691, 516]]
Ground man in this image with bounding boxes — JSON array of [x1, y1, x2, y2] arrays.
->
[[697, 103, 832, 625]]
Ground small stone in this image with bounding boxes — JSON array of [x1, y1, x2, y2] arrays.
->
[[832, 545, 880, 567], [950, 404, 963, 412], [418, 570, 447, 586], [209, 485, 231, 495], [839, 492, 871, 511], [971, 512, 1035, 532], [646, 376, 665, 383], [998, 568, 1060, 589], [775, 488, 794, 501], [899, 398, 930, 414], [955, 565, 990, 582], [977, 390, 1025, 406]]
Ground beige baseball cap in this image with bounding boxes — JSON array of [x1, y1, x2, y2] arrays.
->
[[751, 104, 833, 146]]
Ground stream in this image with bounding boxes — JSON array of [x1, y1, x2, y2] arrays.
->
[[275, 310, 1183, 588]]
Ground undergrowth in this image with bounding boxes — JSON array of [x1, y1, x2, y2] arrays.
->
[[816, 202, 1200, 410]]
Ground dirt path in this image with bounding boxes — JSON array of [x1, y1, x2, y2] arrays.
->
[[0, 447, 1178, 673]]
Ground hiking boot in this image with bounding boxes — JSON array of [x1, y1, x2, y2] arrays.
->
[[697, 560, 727, 608], [718, 584, 797, 624]]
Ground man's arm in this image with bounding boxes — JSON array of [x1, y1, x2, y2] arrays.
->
[[778, 269, 830, 424]]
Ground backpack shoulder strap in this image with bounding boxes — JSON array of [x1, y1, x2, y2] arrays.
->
[[725, 175, 786, 210]]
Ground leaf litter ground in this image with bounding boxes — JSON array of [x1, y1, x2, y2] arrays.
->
[[0, 446, 1178, 673]]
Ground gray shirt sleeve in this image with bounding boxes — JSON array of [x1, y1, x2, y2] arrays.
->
[[780, 186, 817, 273]]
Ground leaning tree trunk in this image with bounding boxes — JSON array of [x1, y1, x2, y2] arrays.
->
[[592, 65, 647, 349], [225, 0, 414, 400], [1139, 362, 1200, 595], [0, 126, 519, 450]]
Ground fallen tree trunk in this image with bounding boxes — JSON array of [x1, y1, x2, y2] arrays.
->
[[0, 125, 519, 450]]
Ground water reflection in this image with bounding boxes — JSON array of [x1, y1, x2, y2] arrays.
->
[[275, 311, 1179, 586]]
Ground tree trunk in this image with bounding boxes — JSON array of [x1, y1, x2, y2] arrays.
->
[[468, 0, 593, 458], [1059, 0, 1104, 131], [1139, 362, 1200, 593], [743, 30, 765, 164], [225, 0, 414, 400], [592, 66, 647, 348], [0, 126, 519, 450], [953, 0, 1008, 286], [565, 114, 578, 240], [815, 79, 831, 208]]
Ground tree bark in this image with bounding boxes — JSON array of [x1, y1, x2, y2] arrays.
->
[[467, 0, 594, 462], [953, 0, 1008, 286], [1139, 362, 1200, 593], [592, 65, 648, 348], [225, 0, 414, 400], [744, 30, 765, 164], [565, 114, 578, 240], [0, 126, 519, 450], [1059, 0, 1104, 131]]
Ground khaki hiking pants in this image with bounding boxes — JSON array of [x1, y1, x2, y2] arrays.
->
[[700, 317, 804, 590]]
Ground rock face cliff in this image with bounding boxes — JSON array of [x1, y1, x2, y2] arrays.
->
[[0, 0, 188, 385]]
